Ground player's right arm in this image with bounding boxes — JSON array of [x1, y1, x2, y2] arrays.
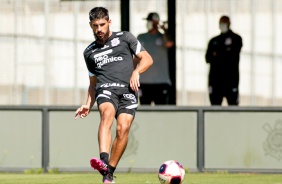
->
[[75, 76, 97, 119]]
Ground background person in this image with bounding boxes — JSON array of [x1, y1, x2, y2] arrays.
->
[[205, 15, 243, 106], [75, 7, 153, 183], [135, 12, 174, 105]]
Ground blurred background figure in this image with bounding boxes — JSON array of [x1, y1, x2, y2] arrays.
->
[[205, 15, 243, 106], [135, 12, 174, 105]]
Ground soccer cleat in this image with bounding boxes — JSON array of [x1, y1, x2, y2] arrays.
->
[[103, 173, 115, 183], [90, 157, 108, 176]]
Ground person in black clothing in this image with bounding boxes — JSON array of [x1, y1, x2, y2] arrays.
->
[[205, 15, 243, 106], [74, 7, 153, 183]]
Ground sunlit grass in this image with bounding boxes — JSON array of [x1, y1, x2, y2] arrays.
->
[[0, 172, 282, 184]]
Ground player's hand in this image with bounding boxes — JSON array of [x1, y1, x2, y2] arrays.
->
[[130, 70, 140, 92], [75, 105, 90, 120]]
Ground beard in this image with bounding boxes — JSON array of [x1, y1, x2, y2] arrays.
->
[[94, 29, 110, 45]]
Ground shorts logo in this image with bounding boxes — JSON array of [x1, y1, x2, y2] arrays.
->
[[123, 94, 137, 103], [103, 90, 111, 96]]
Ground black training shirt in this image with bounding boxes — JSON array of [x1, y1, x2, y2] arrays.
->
[[84, 31, 145, 90]]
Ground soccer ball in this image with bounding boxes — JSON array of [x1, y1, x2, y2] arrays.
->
[[158, 160, 185, 184]]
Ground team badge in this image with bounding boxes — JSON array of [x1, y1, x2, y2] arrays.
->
[[111, 38, 120, 47], [225, 37, 232, 45]]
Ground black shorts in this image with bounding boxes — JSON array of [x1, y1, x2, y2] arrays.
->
[[96, 88, 138, 118]]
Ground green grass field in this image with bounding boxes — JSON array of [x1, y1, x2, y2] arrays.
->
[[0, 172, 282, 184]]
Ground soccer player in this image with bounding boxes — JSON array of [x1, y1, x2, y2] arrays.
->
[[74, 7, 153, 183]]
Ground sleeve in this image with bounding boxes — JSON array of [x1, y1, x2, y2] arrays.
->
[[88, 71, 95, 77], [205, 39, 214, 64], [237, 35, 243, 52], [125, 32, 146, 56]]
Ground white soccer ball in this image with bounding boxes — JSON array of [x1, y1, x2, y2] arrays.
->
[[158, 160, 185, 184]]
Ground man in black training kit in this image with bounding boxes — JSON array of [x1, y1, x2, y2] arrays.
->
[[205, 15, 243, 105], [75, 7, 153, 183]]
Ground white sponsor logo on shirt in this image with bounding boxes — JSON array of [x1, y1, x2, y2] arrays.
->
[[95, 55, 123, 68], [100, 83, 125, 88], [93, 49, 123, 68], [93, 49, 113, 58], [101, 45, 109, 49]]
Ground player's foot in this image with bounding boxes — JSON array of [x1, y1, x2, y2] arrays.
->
[[103, 173, 115, 183], [90, 157, 108, 176]]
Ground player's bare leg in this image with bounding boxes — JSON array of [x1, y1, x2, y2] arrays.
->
[[109, 113, 134, 167], [90, 102, 115, 177], [103, 112, 133, 183], [98, 102, 116, 153]]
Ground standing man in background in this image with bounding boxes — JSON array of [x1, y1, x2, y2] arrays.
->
[[205, 15, 243, 106], [135, 12, 174, 105], [75, 7, 153, 183]]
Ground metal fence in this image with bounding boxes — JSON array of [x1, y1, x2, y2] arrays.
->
[[1, 105, 282, 173]]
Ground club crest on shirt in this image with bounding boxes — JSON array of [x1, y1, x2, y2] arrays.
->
[[111, 38, 120, 47], [225, 37, 232, 45]]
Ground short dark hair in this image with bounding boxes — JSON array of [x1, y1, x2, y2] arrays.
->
[[89, 7, 109, 21], [219, 15, 230, 23]]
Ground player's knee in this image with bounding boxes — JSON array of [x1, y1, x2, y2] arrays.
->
[[100, 108, 115, 120], [116, 123, 130, 139], [101, 110, 111, 118]]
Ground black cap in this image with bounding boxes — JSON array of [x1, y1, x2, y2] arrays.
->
[[144, 12, 160, 21]]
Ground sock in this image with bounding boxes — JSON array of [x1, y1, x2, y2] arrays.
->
[[100, 152, 109, 165], [108, 164, 116, 174]]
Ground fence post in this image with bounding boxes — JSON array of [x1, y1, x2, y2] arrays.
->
[[42, 107, 49, 172], [197, 108, 204, 172]]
